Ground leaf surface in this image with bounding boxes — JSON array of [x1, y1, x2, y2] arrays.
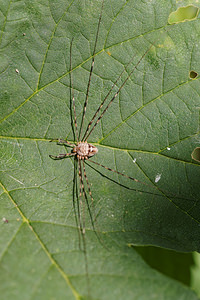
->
[[0, 0, 200, 299]]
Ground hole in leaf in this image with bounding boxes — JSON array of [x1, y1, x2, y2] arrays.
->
[[189, 70, 198, 79], [191, 147, 200, 163], [168, 5, 199, 24]]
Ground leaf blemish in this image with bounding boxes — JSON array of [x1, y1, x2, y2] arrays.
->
[[168, 5, 199, 24], [189, 70, 198, 79], [2, 217, 8, 223], [155, 174, 162, 183], [191, 147, 200, 163]]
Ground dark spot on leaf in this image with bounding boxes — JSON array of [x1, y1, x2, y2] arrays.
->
[[189, 70, 198, 79], [191, 147, 200, 163], [168, 5, 199, 24]]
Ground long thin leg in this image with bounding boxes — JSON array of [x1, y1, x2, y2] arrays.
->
[[78, 0, 105, 141], [84, 44, 155, 141], [82, 160, 94, 204], [82, 53, 139, 142], [78, 160, 91, 296], [70, 39, 79, 142], [72, 158, 82, 249], [88, 159, 153, 188], [85, 159, 147, 191], [78, 160, 86, 234], [69, 38, 76, 142], [50, 139, 75, 147], [88, 159, 192, 201], [85, 159, 168, 199], [77, 160, 84, 248], [49, 153, 76, 159], [82, 160, 96, 221], [82, 161, 108, 248], [79, 160, 101, 242]]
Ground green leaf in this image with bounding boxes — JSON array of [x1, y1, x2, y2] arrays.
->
[[0, 0, 200, 299]]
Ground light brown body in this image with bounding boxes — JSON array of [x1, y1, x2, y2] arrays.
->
[[73, 142, 98, 160]]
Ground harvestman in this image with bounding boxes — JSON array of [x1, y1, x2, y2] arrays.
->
[[49, 0, 168, 293]]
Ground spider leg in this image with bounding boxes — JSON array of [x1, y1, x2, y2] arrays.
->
[[82, 161, 108, 249], [72, 159, 82, 249], [82, 161, 94, 205], [78, 159, 91, 295], [49, 153, 76, 159], [49, 139, 75, 147], [78, 0, 105, 140], [78, 160, 85, 234], [70, 39, 79, 142]]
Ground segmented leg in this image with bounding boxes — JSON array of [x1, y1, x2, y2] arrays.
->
[[72, 159, 82, 249], [82, 160, 94, 203], [89, 159, 143, 183], [78, 0, 105, 141], [78, 160, 98, 238], [70, 39, 79, 142], [78, 160, 85, 234], [49, 153, 76, 159], [82, 161, 108, 248], [49, 139, 75, 147], [78, 160, 91, 295], [87, 159, 183, 200]]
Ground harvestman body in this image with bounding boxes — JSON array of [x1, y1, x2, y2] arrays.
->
[[74, 142, 98, 160]]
